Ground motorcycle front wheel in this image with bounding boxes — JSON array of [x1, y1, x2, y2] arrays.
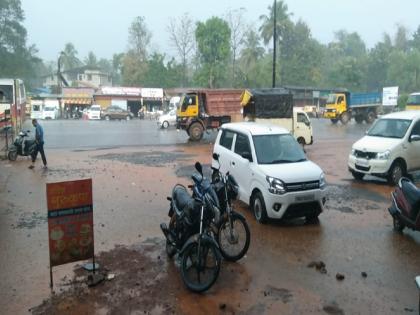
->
[[8, 150, 17, 161], [180, 239, 221, 293], [217, 212, 250, 262]]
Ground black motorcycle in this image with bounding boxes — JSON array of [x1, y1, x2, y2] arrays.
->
[[8, 130, 36, 161], [207, 153, 250, 262], [160, 162, 222, 293]]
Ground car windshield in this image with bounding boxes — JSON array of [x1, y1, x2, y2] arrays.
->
[[44, 107, 55, 111], [367, 118, 412, 139], [91, 107, 100, 111], [252, 134, 306, 164]]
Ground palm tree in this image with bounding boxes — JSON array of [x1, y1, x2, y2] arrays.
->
[[241, 29, 265, 66], [259, 1, 293, 45], [62, 42, 82, 70]]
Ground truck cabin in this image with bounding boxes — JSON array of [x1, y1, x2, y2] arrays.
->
[[326, 93, 349, 106], [406, 93, 420, 110], [177, 92, 208, 118]]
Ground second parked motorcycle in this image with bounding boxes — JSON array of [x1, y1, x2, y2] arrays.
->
[[208, 153, 251, 262], [388, 177, 420, 233], [8, 130, 36, 161], [160, 162, 222, 293]]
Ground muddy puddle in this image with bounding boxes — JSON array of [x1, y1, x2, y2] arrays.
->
[[95, 151, 193, 167]]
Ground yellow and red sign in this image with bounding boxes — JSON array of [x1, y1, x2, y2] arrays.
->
[[47, 179, 94, 267]]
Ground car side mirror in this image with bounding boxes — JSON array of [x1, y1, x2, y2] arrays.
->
[[241, 152, 252, 162], [410, 134, 420, 142], [212, 153, 219, 161], [195, 162, 203, 176]]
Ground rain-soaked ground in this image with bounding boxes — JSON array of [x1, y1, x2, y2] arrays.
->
[[0, 119, 419, 314]]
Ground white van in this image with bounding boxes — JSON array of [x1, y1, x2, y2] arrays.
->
[[212, 122, 326, 223], [30, 99, 43, 119], [254, 109, 313, 146]]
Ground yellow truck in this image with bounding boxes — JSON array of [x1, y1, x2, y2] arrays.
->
[[406, 92, 420, 110], [324, 91, 382, 124], [176, 89, 243, 141]]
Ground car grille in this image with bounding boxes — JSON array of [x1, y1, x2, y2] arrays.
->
[[354, 150, 376, 159], [355, 165, 371, 171], [285, 180, 319, 192]]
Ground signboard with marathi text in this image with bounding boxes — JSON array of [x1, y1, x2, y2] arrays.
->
[[382, 86, 399, 106], [47, 179, 94, 267]]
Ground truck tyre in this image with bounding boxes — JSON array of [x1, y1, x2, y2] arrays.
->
[[355, 115, 364, 124], [365, 111, 376, 124], [340, 112, 350, 124], [297, 137, 306, 147], [331, 119, 338, 124], [188, 122, 204, 141]]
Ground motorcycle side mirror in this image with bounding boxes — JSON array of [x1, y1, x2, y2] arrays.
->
[[212, 153, 219, 161], [195, 162, 203, 176]]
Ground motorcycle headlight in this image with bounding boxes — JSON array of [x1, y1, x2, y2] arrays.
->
[[376, 150, 390, 160], [319, 173, 326, 189], [266, 176, 286, 195]]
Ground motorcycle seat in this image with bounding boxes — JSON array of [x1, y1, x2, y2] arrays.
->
[[172, 186, 196, 219], [401, 179, 420, 219]]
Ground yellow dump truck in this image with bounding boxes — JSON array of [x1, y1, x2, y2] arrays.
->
[[176, 89, 243, 141]]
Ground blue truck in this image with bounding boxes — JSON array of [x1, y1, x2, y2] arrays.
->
[[324, 91, 383, 124]]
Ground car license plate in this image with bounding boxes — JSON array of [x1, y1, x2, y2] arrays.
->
[[295, 194, 315, 202], [356, 158, 369, 167]]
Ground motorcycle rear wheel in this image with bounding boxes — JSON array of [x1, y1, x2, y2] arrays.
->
[[180, 239, 221, 293], [8, 150, 17, 161], [217, 212, 250, 262]]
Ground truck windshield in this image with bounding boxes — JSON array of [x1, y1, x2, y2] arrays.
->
[[407, 94, 420, 105], [253, 134, 306, 164], [0, 85, 13, 103], [326, 94, 336, 104], [367, 118, 412, 139]]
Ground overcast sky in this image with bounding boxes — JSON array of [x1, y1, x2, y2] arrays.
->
[[21, 0, 420, 62]]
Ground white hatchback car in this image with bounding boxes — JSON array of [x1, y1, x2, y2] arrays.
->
[[212, 123, 327, 223], [158, 110, 177, 128], [348, 111, 420, 185], [87, 105, 101, 120]]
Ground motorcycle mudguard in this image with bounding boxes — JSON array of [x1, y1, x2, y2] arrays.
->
[[179, 234, 220, 258], [388, 192, 401, 216]]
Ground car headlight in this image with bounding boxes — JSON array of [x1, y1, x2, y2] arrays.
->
[[376, 150, 390, 160], [319, 173, 326, 189], [266, 176, 286, 195], [350, 148, 356, 156]]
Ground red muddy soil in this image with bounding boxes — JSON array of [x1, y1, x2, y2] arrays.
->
[[1, 139, 419, 315]]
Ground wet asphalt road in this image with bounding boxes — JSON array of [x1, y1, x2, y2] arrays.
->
[[1, 117, 419, 314], [23, 117, 370, 149]]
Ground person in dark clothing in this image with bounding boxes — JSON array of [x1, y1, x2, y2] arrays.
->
[[29, 119, 47, 169]]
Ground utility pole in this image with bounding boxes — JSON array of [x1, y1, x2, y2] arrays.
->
[[272, 0, 277, 88], [57, 51, 65, 118]]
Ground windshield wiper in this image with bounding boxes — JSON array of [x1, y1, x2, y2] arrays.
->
[[267, 159, 295, 164], [293, 158, 307, 162]]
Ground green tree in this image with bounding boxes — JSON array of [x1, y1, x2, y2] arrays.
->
[[0, 0, 41, 85], [62, 42, 82, 70], [238, 28, 267, 87], [411, 25, 420, 50], [128, 16, 151, 61], [258, 1, 292, 46], [84, 51, 98, 67], [195, 17, 231, 88]]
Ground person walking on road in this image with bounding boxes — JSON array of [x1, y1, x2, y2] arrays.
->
[[29, 119, 47, 169]]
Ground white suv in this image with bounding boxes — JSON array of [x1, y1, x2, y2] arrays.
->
[[212, 123, 327, 223], [348, 111, 420, 185]]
